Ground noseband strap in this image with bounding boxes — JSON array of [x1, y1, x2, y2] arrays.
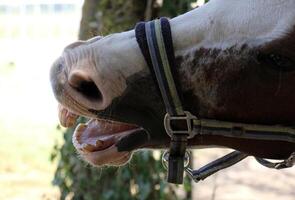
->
[[136, 18, 190, 183], [136, 18, 184, 115], [135, 18, 295, 185]]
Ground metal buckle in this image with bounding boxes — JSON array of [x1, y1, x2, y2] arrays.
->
[[164, 111, 197, 139]]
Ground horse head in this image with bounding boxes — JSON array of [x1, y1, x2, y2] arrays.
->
[[50, 0, 295, 167]]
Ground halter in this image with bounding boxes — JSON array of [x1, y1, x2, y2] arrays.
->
[[135, 18, 295, 184]]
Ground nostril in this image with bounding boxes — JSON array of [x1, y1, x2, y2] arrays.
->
[[69, 71, 102, 101], [75, 80, 102, 100]]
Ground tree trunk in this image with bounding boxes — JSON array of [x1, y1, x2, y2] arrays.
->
[[78, 0, 99, 40]]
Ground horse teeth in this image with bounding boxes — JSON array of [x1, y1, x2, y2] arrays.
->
[[66, 112, 78, 127], [82, 143, 103, 152], [58, 104, 79, 127], [82, 144, 95, 152], [76, 139, 105, 153], [96, 140, 103, 147], [74, 123, 87, 137], [58, 106, 67, 127], [76, 123, 87, 130]]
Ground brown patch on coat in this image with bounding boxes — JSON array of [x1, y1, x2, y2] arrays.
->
[[176, 26, 295, 126]]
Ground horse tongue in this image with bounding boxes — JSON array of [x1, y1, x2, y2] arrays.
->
[[73, 120, 114, 153], [72, 119, 135, 153]]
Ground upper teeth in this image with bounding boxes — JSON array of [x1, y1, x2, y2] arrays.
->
[[58, 104, 79, 127]]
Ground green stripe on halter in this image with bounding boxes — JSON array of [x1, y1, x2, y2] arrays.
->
[[193, 118, 295, 143], [154, 19, 184, 115], [193, 118, 295, 134]]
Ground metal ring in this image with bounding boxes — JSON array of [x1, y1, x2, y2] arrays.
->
[[162, 150, 191, 170]]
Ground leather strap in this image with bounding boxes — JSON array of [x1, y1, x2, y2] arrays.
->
[[136, 18, 188, 184], [193, 118, 295, 143]]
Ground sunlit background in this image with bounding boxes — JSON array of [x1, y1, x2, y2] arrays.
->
[[0, 1, 82, 199], [0, 1, 294, 200]]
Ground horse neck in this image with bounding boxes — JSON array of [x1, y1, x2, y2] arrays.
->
[[170, 0, 295, 56]]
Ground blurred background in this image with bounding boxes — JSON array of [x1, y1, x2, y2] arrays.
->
[[0, 0, 82, 199], [0, 0, 294, 200]]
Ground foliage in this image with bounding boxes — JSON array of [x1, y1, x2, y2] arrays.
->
[[159, 0, 197, 17], [51, 0, 201, 199]]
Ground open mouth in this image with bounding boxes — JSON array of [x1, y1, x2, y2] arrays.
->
[[73, 119, 141, 153], [58, 104, 142, 154]]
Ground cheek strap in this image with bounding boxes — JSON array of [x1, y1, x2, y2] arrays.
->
[[135, 18, 295, 185]]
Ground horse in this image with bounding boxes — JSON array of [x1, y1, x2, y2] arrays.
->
[[50, 0, 295, 180]]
